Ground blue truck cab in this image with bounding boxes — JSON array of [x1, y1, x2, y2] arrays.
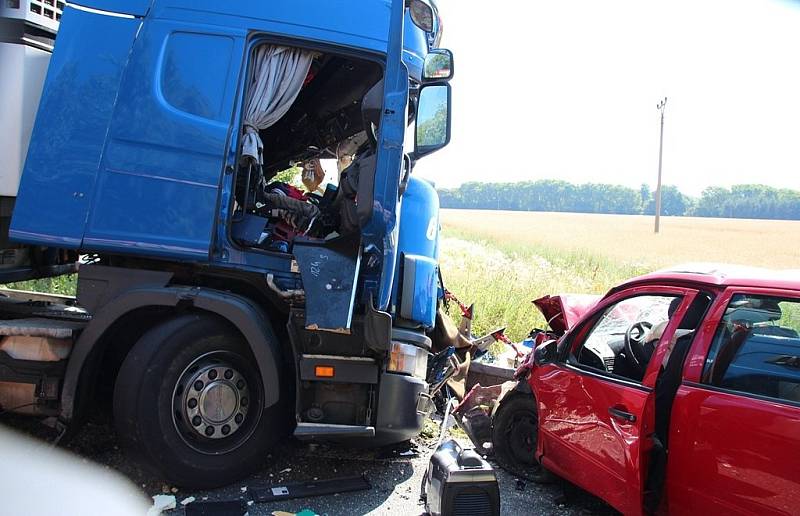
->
[[0, 0, 453, 487]]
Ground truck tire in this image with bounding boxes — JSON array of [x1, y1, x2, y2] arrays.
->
[[491, 395, 554, 483], [113, 313, 284, 488]]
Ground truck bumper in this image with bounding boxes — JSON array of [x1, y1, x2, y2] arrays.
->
[[374, 371, 431, 445]]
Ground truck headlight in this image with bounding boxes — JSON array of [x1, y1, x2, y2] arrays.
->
[[388, 341, 428, 379]]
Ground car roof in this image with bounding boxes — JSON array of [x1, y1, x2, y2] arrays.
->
[[616, 263, 800, 292]]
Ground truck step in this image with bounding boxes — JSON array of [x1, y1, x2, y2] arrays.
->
[[0, 317, 85, 338], [294, 422, 375, 439]]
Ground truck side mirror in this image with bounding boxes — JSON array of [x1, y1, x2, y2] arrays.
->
[[534, 340, 558, 366], [414, 83, 451, 158], [423, 49, 453, 83]]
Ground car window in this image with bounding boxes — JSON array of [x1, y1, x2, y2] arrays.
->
[[571, 295, 682, 383], [702, 294, 800, 404]]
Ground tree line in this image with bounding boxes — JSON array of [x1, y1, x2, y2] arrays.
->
[[437, 180, 800, 220]]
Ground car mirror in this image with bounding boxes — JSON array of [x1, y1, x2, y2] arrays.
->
[[423, 49, 453, 82], [534, 339, 558, 366], [414, 83, 451, 158]]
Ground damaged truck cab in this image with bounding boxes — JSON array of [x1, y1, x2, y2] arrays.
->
[[1, 0, 453, 487]]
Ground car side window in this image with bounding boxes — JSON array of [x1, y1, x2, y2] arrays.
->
[[571, 295, 682, 383], [702, 294, 800, 403]]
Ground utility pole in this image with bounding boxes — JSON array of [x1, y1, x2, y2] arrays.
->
[[654, 97, 667, 234]]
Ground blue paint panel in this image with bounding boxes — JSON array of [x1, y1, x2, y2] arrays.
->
[[75, 0, 151, 16], [161, 32, 233, 120], [366, 0, 409, 311], [391, 176, 440, 321], [152, 0, 428, 82], [9, 6, 140, 248], [152, 0, 392, 53], [83, 172, 217, 258], [409, 255, 438, 327], [83, 20, 245, 260]]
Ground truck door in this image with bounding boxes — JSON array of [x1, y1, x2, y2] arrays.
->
[[82, 20, 245, 260], [536, 287, 698, 516], [294, 0, 409, 331]]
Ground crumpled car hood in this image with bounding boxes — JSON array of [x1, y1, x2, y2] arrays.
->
[[533, 294, 601, 335]]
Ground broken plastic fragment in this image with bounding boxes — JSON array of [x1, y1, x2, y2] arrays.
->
[[279, 467, 292, 474], [146, 494, 176, 516], [180, 496, 195, 506]]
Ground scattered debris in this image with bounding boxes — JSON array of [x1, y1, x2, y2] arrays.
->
[[278, 467, 292, 474], [184, 500, 247, 516], [180, 496, 196, 506], [240, 486, 248, 493], [453, 381, 518, 452], [146, 494, 176, 516], [251, 475, 371, 503]]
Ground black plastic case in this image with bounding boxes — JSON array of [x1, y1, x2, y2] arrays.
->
[[422, 439, 500, 516]]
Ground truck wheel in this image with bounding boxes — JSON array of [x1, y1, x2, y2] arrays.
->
[[113, 313, 284, 488], [491, 395, 554, 483]]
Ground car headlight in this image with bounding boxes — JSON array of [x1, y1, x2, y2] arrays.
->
[[387, 341, 428, 379]]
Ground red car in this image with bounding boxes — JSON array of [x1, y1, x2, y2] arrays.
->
[[493, 265, 800, 515]]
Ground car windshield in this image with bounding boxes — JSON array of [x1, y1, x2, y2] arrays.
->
[[584, 295, 674, 349]]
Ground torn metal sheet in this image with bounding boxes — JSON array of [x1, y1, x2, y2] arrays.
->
[[532, 294, 601, 334]]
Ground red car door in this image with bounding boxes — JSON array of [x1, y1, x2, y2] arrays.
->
[[667, 287, 800, 515], [536, 286, 699, 516]]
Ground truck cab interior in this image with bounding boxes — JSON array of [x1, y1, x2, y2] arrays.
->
[[230, 43, 390, 255]]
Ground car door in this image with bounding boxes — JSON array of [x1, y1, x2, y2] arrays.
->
[[667, 288, 800, 515], [536, 286, 699, 516]]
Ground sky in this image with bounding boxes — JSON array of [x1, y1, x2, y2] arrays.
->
[[414, 0, 800, 196]]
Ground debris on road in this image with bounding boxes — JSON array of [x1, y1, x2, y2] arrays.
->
[[251, 475, 371, 503], [146, 494, 176, 516], [184, 500, 247, 516], [180, 496, 196, 506]]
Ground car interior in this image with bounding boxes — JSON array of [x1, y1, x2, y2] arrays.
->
[[573, 295, 681, 382], [703, 294, 800, 403], [572, 294, 713, 384]]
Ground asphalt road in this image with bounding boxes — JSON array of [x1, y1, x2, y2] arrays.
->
[[2, 413, 617, 515]]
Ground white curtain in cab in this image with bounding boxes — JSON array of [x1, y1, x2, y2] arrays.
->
[[241, 45, 316, 164]]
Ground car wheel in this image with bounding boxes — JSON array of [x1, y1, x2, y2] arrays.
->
[[491, 395, 554, 483], [113, 313, 286, 488]]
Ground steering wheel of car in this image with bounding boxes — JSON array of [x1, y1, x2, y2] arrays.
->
[[625, 321, 653, 375]]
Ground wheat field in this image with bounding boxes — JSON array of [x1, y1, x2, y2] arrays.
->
[[439, 209, 800, 340]]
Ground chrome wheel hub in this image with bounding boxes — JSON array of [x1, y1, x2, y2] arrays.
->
[[176, 362, 250, 440]]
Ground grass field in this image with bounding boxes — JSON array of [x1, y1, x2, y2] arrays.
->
[[439, 209, 800, 340]]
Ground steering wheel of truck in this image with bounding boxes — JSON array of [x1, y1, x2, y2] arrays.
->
[[625, 321, 653, 375]]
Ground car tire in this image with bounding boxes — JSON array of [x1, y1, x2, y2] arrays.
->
[[491, 395, 554, 483], [113, 313, 286, 488]]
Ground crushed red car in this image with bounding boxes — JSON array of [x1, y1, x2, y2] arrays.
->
[[488, 265, 800, 515]]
